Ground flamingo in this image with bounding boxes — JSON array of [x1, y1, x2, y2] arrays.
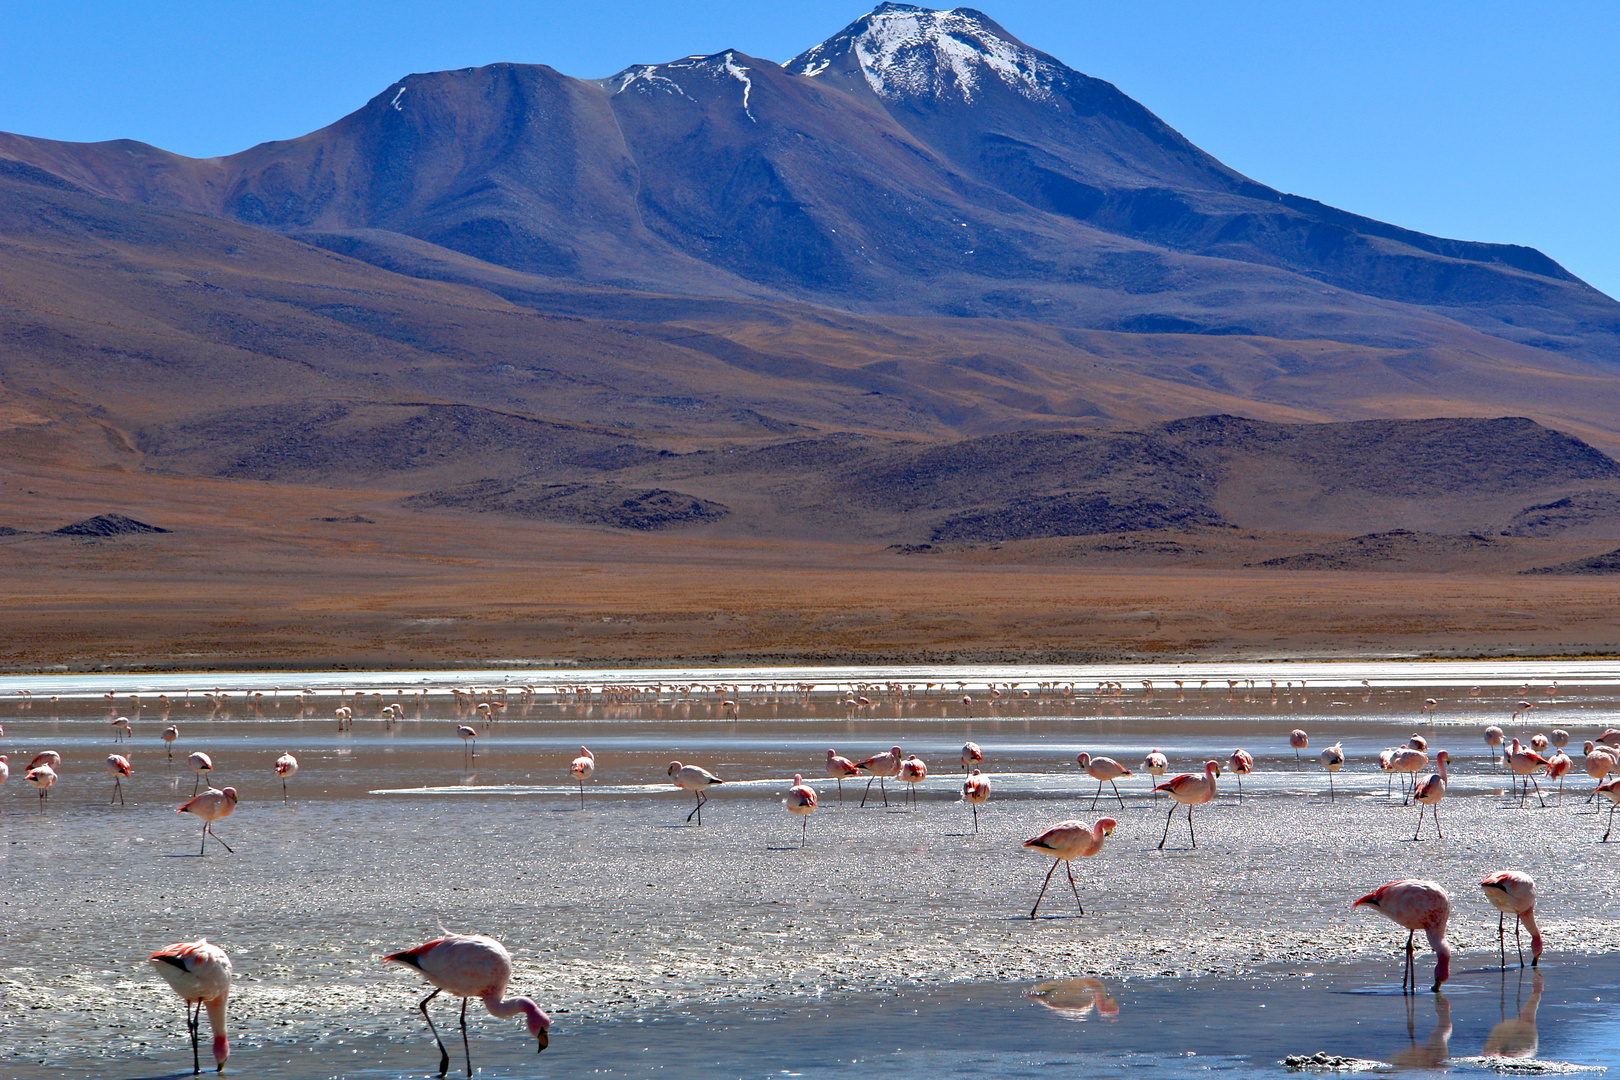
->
[[1597, 777, 1620, 840], [1598, 728, 1620, 748], [457, 725, 478, 759], [1142, 748, 1168, 801], [1228, 748, 1254, 801], [1076, 752, 1132, 809], [1584, 741, 1618, 802], [107, 753, 132, 805], [1550, 729, 1570, 749], [1154, 760, 1220, 849], [1512, 700, 1534, 722], [1411, 751, 1449, 839], [1421, 698, 1438, 714], [785, 774, 817, 844], [856, 746, 902, 808], [825, 749, 860, 805], [1480, 870, 1542, 968], [187, 751, 214, 794], [963, 769, 991, 834], [1352, 879, 1452, 993], [1484, 725, 1505, 764], [149, 939, 232, 1074], [1390, 746, 1428, 804], [0, 755, 7, 788], [1023, 817, 1116, 917], [667, 761, 723, 824], [960, 741, 983, 772], [162, 725, 179, 757], [1506, 738, 1550, 807], [899, 754, 928, 809], [30, 749, 62, 770], [384, 934, 550, 1077], [1407, 733, 1428, 752], [24, 762, 56, 805], [1290, 729, 1308, 763], [274, 753, 298, 802], [569, 747, 594, 807], [1321, 742, 1345, 801], [1379, 748, 1396, 797], [178, 787, 238, 854], [112, 715, 132, 741], [1544, 749, 1572, 803]]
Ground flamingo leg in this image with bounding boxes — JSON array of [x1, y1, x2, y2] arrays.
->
[[1158, 802, 1176, 849], [1064, 860, 1084, 915], [1090, 780, 1101, 811], [861, 776, 876, 808], [971, 801, 979, 835], [1031, 858, 1061, 918], [836, 777, 844, 806], [459, 995, 473, 1078], [207, 824, 234, 854], [1404, 929, 1416, 995], [1110, 779, 1125, 809], [686, 790, 703, 824], [801, 815, 809, 847], [1515, 914, 1525, 967], [1604, 802, 1615, 841], [1498, 910, 1507, 969], [880, 777, 888, 806], [1413, 802, 1424, 840], [188, 998, 201, 1075], [1531, 777, 1546, 808], [1187, 804, 1196, 848], [1434, 804, 1442, 839], [417, 987, 450, 1077]]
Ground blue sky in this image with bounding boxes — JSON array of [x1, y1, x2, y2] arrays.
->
[[2, 1, 1615, 299]]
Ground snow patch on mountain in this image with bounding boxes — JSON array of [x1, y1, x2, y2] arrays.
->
[[791, 3, 1062, 105], [611, 65, 696, 101], [608, 52, 757, 122]]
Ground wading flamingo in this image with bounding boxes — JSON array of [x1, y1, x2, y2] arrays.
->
[[1407, 733, 1428, 752], [963, 769, 990, 834], [1506, 738, 1550, 807], [960, 741, 983, 772], [668, 761, 723, 824], [457, 725, 478, 759], [856, 746, 902, 808], [25, 762, 56, 805], [1228, 748, 1254, 801], [0, 755, 7, 787], [1290, 729, 1308, 763], [107, 753, 132, 805], [162, 725, 179, 758], [187, 751, 214, 794], [569, 747, 594, 807], [384, 934, 550, 1077], [825, 749, 860, 805], [178, 787, 238, 854], [1484, 725, 1505, 764], [1550, 729, 1569, 749], [274, 753, 298, 802], [1023, 817, 1115, 918], [1412, 751, 1448, 839], [150, 939, 232, 1074], [112, 715, 132, 741], [1321, 742, 1345, 801], [1352, 879, 1452, 993], [1584, 741, 1618, 802], [1390, 746, 1428, 804], [1154, 760, 1220, 849], [1076, 751, 1131, 809], [1142, 748, 1168, 800], [30, 749, 62, 770], [785, 773, 817, 844], [1480, 870, 1542, 968], [1596, 777, 1620, 840], [1544, 750, 1572, 803], [899, 754, 928, 809]]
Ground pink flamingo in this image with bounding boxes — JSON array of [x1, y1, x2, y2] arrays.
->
[[384, 934, 551, 1077], [30, 749, 62, 770], [0, 755, 8, 788], [1506, 738, 1551, 807], [1550, 728, 1570, 749], [1530, 733, 1549, 752], [1154, 760, 1220, 849], [960, 741, 983, 772], [162, 725, 179, 758], [1290, 729, 1308, 763], [667, 761, 723, 824], [112, 715, 132, 741], [785, 773, 817, 844], [1321, 742, 1345, 802], [1228, 748, 1254, 801], [1597, 777, 1620, 840], [1480, 870, 1542, 968], [187, 751, 214, 794], [1352, 879, 1452, 993], [1544, 749, 1572, 802], [856, 746, 902, 807], [149, 938, 232, 1074], [1379, 748, 1396, 796], [1584, 741, 1618, 802], [1407, 733, 1428, 751], [178, 787, 238, 854], [24, 762, 56, 806], [825, 749, 860, 805], [1512, 700, 1534, 722], [274, 753, 298, 802], [569, 747, 594, 807], [457, 725, 478, 759], [1484, 725, 1505, 763], [963, 769, 991, 834], [1142, 749, 1168, 800], [1023, 817, 1116, 917], [1076, 751, 1132, 809], [1390, 746, 1428, 804], [1598, 728, 1620, 748], [107, 753, 132, 805], [899, 754, 928, 808], [1411, 751, 1449, 839]]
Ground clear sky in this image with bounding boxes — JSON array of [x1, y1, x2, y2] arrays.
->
[[3, 1, 1615, 299]]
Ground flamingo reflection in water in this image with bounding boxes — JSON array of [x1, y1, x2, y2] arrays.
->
[[1025, 977, 1119, 1021], [1483, 969, 1542, 1060], [1389, 992, 1451, 1070]]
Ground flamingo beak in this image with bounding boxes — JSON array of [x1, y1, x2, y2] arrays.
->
[[537, 1030, 549, 1052]]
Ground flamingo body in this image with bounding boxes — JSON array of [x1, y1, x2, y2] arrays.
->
[[1480, 870, 1542, 967], [384, 933, 550, 1075], [178, 787, 238, 854], [1153, 760, 1220, 848], [1023, 817, 1115, 917], [150, 938, 232, 1073], [668, 761, 724, 824], [1352, 879, 1452, 993]]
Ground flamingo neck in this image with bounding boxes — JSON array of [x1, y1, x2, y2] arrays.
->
[[484, 991, 552, 1035], [1425, 930, 1451, 986], [1519, 909, 1544, 958], [205, 996, 230, 1067]]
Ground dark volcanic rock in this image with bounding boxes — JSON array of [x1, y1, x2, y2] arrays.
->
[[404, 479, 729, 530], [53, 513, 169, 536], [1521, 547, 1620, 575], [1255, 530, 1500, 571], [1504, 491, 1620, 538], [931, 493, 1222, 543]]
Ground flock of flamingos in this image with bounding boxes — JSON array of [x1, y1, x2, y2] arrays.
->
[[4, 678, 1620, 1075]]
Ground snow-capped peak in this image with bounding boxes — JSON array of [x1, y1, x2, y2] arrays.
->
[[606, 51, 756, 121], [789, 4, 1063, 105]]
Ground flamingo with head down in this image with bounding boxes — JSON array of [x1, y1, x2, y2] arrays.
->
[[1154, 760, 1220, 849]]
